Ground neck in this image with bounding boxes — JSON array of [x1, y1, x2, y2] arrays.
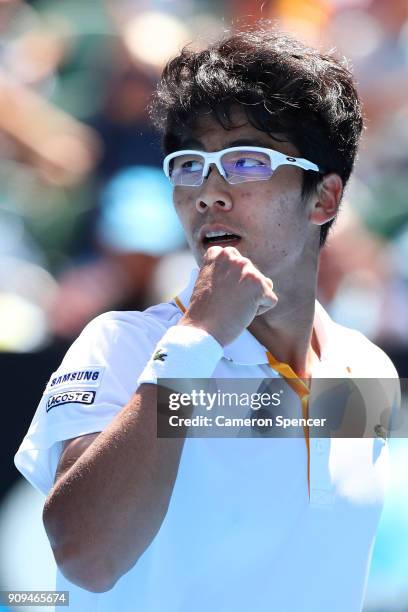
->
[[248, 261, 320, 378]]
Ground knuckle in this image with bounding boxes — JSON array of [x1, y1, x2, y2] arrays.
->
[[224, 246, 239, 256], [205, 245, 222, 259], [242, 268, 258, 281], [222, 247, 240, 262], [236, 257, 251, 270], [241, 262, 260, 280]]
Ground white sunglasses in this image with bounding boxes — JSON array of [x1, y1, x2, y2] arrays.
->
[[163, 146, 322, 187]]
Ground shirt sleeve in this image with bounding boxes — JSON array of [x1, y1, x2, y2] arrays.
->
[[14, 311, 162, 496], [351, 330, 402, 437]]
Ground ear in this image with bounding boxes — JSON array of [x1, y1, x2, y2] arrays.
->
[[309, 173, 343, 226]]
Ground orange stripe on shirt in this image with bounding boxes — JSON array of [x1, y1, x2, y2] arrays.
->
[[266, 351, 311, 496], [174, 296, 187, 314]]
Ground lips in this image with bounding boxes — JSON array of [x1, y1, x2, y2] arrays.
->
[[198, 224, 242, 248], [202, 234, 241, 247]]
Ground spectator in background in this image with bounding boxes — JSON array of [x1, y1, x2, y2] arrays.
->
[[0, 1, 190, 346], [318, 0, 408, 362], [49, 165, 186, 339], [89, 67, 163, 179], [47, 56, 188, 339]]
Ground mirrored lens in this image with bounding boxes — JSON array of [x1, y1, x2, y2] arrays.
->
[[169, 153, 205, 186], [221, 150, 273, 184]]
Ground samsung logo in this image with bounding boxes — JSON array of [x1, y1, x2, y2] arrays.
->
[[46, 366, 105, 392]]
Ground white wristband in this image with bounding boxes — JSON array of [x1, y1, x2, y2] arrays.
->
[[137, 325, 223, 387]]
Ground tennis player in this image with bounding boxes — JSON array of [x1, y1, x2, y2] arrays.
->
[[15, 27, 399, 612]]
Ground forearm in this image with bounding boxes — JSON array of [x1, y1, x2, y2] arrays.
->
[[43, 384, 185, 592]]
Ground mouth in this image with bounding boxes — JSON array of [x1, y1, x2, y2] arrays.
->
[[200, 228, 242, 249]]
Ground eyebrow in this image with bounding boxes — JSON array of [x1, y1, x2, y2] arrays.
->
[[178, 137, 275, 150]]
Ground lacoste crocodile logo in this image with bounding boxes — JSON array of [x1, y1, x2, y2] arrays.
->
[[153, 349, 167, 362]]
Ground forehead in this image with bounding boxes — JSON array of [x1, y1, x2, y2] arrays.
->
[[181, 107, 299, 157]]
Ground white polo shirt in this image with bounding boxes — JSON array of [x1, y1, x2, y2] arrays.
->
[[14, 267, 399, 612]]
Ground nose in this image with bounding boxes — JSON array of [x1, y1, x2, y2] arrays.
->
[[195, 165, 233, 214]]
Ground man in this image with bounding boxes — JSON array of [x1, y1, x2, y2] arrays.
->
[[15, 26, 399, 612]]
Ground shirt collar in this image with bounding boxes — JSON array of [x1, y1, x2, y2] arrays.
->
[[175, 267, 333, 367]]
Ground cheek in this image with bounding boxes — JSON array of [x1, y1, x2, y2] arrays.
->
[[238, 183, 307, 261], [172, 191, 200, 255], [173, 191, 194, 228], [239, 183, 302, 227]]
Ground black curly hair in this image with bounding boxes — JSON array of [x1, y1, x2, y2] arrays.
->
[[150, 24, 364, 247]]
